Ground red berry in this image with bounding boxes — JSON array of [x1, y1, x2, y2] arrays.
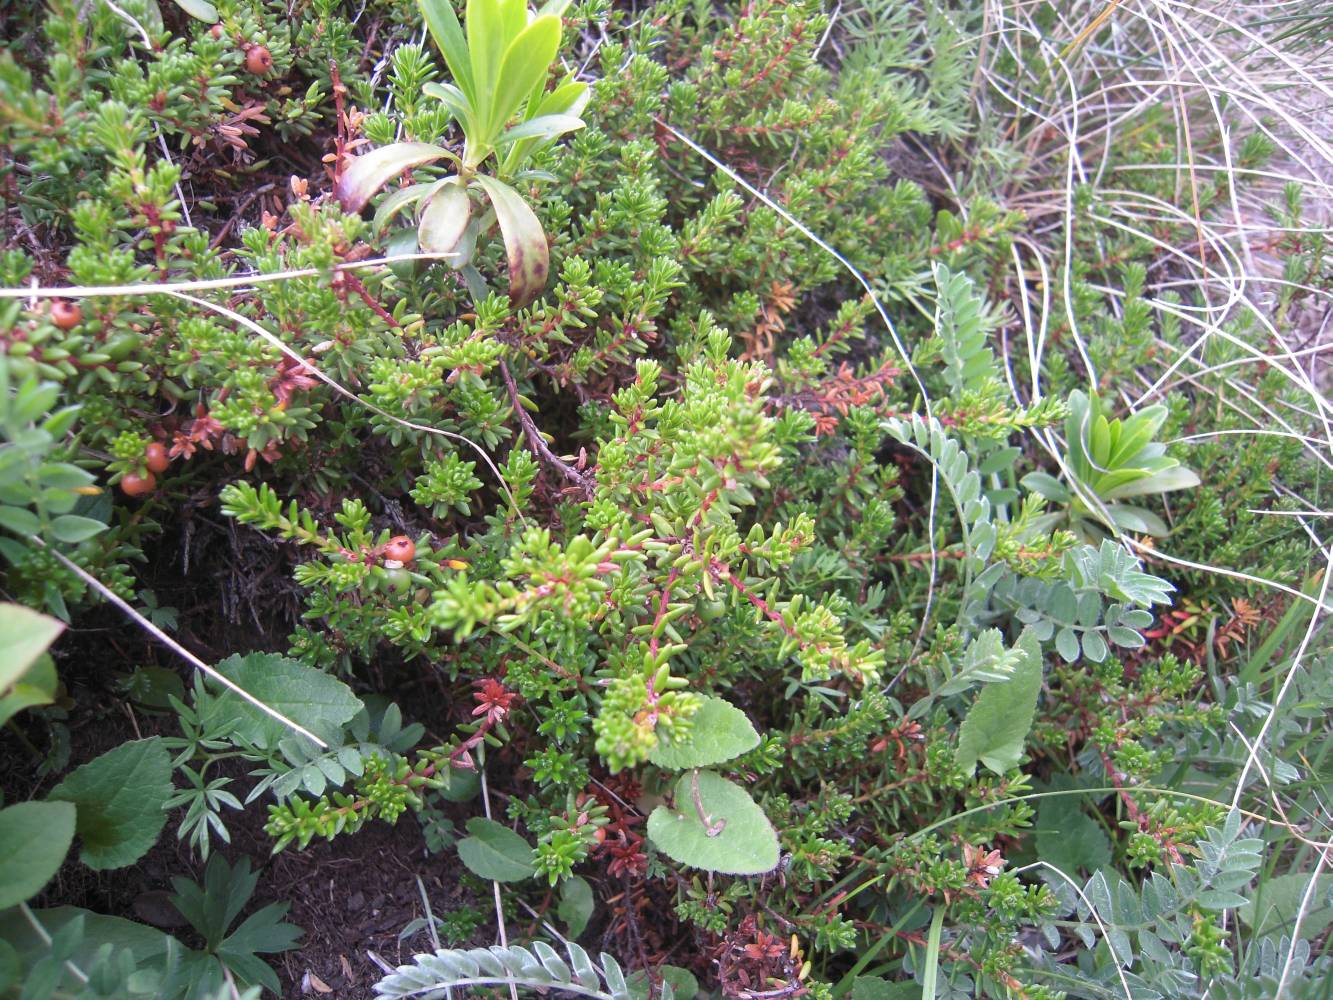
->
[[120, 471, 157, 497], [144, 442, 171, 474], [51, 300, 82, 330], [209, 24, 225, 39], [384, 536, 416, 563], [245, 45, 273, 75]]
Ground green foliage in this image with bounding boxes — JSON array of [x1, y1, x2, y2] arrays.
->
[[647, 770, 781, 876], [49, 738, 173, 871], [339, 0, 589, 305], [647, 696, 759, 770], [0, 603, 63, 727], [167, 854, 302, 995], [1026, 389, 1202, 539], [954, 630, 1042, 775], [2, 0, 1328, 997], [457, 817, 538, 882], [0, 360, 103, 547], [0, 801, 76, 910]]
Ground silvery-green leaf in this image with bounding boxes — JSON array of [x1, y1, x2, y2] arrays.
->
[[1103, 465, 1201, 499], [1107, 503, 1170, 537], [1081, 630, 1108, 662], [499, 113, 585, 145], [1055, 627, 1080, 663], [172, 0, 218, 22], [336, 143, 453, 213], [418, 181, 472, 256]]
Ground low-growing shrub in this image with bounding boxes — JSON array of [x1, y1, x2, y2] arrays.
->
[[1, 0, 1328, 998]]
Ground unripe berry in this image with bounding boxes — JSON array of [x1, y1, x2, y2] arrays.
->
[[382, 567, 412, 595]]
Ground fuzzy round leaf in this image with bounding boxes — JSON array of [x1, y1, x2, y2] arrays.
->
[[647, 771, 778, 875], [457, 817, 536, 882], [648, 696, 759, 770]]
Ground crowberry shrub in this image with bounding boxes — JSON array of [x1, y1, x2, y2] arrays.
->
[[1, 0, 1328, 998]]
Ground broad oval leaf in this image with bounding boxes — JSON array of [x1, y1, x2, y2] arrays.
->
[[0, 602, 63, 691], [419, 181, 473, 256], [49, 514, 107, 544], [210, 652, 364, 749], [336, 143, 453, 213], [646, 770, 779, 875], [457, 817, 536, 882], [473, 175, 548, 306], [557, 875, 594, 939], [956, 629, 1043, 776], [49, 738, 172, 870], [0, 801, 75, 909], [628, 966, 699, 1000], [649, 696, 759, 770]]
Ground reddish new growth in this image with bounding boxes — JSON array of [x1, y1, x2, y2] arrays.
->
[[962, 843, 1005, 889], [590, 776, 648, 880], [717, 915, 808, 1000], [268, 355, 319, 407], [869, 720, 925, 763], [472, 678, 516, 726], [772, 360, 903, 436], [1141, 595, 1269, 664], [450, 678, 517, 770], [168, 404, 226, 460]]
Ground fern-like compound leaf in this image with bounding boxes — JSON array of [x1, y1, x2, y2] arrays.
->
[[373, 941, 638, 1000]]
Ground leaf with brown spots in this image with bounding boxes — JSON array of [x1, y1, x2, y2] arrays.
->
[[473, 175, 549, 307]]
